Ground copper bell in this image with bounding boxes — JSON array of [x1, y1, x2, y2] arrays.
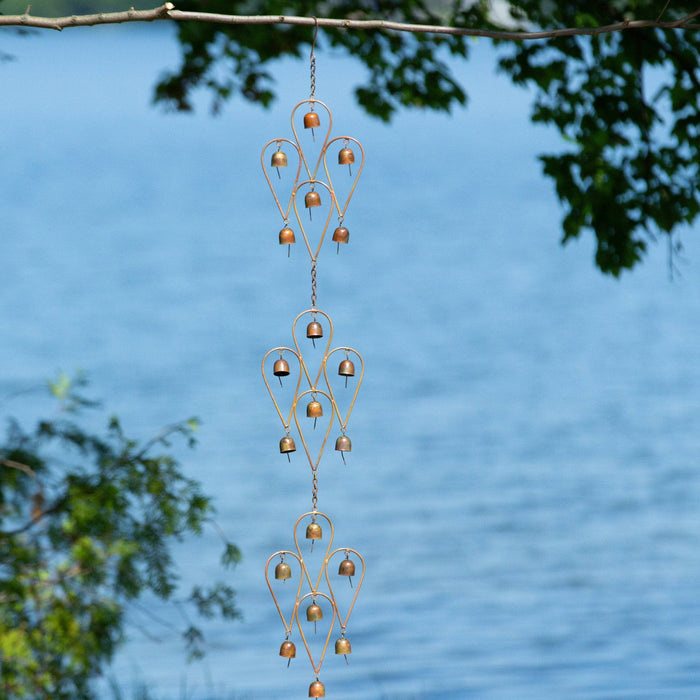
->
[[280, 639, 296, 667], [307, 399, 323, 428], [275, 561, 292, 580], [279, 227, 295, 257], [304, 111, 321, 142], [304, 111, 321, 129], [309, 680, 325, 697], [307, 320, 323, 341], [304, 190, 321, 219], [306, 600, 323, 633], [279, 436, 296, 461], [306, 521, 322, 540], [279, 227, 295, 244], [335, 434, 351, 464], [335, 636, 352, 656], [270, 148, 287, 178], [273, 356, 290, 388], [306, 602, 323, 621], [338, 558, 356, 578], [306, 400, 323, 418], [279, 640, 296, 658], [332, 226, 349, 254], [338, 146, 355, 175], [338, 358, 355, 386], [273, 357, 290, 378]]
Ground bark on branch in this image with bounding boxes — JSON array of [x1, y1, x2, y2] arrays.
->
[[0, 3, 698, 39]]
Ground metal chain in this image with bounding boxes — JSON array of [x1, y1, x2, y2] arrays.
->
[[310, 18, 318, 98], [310, 260, 317, 308], [311, 469, 318, 512]]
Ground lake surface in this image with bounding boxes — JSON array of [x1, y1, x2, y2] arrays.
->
[[2, 24, 700, 700]]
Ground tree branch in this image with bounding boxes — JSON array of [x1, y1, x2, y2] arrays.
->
[[0, 3, 698, 40]]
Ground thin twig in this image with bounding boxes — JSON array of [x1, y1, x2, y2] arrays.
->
[[1, 456, 38, 480], [0, 3, 697, 40], [656, 0, 673, 23]]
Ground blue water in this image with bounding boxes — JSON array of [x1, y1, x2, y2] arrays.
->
[[2, 25, 700, 700]]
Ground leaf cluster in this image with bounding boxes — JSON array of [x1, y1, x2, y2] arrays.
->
[[492, 0, 700, 275], [157, 0, 700, 275], [0, 377, 240, 699], [154, 0, 477, 119]]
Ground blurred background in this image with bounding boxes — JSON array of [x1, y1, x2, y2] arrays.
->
[[2, 10, 700, 700]]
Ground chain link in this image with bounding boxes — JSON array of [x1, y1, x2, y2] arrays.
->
[[311, 469, 318, 512], [310, 53, 316, 98], [310, 260, 317, 308], [310, 18, 318, 98]]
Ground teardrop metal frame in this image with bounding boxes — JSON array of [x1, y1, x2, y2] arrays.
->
[[291, 308, 334, 390], [262, 346, 303, 432], [261, 138, 303, 225], [322, 136, 365, 222], [322, 347, 364, 432], [294, 590, 337, 677], [292, 511, 335, 592], [292, 179, 336, 261], [293, 388, 335, 471], [290, 99, 333, 182], [325, 548, 365, 633], [265, 550, 305, 638]]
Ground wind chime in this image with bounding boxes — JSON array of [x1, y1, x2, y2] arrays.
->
[[261, 25, 365, 698]]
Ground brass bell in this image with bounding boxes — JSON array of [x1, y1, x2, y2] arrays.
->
[[273, 358, 290, 386], [307, 320, 323, 343], [335, 435, 351, 464], [280, 639, 296, 667], [306, 521, 322, 540], [304, 111, 321, 129], [309, 680, 325, 697], [338, 146, 355, 175], [275, 561, 292, 580], [279, 227, 295, 257], [279, 227, 295, 244], [270, 149, 287, 178], [306, 520, 322, 551], [335, 636, 352, 660], [304, 190, 321, 220], [307, 400, 323, 417], [338, 558, 356, 578], [307, 400, 323, 428], [304, 111, 320, 142], [338, 358, 355, 387], [306, 603, 323, 621], [279, 435, 296, 461], [279, 639, 296, 659], [332, 226, 349, 254]]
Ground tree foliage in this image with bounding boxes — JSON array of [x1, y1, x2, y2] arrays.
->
[[0, 375, 240, 699], [156, 0, 700, 275]]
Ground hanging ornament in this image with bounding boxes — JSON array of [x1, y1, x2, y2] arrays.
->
[[260, 20, 367, 696]]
